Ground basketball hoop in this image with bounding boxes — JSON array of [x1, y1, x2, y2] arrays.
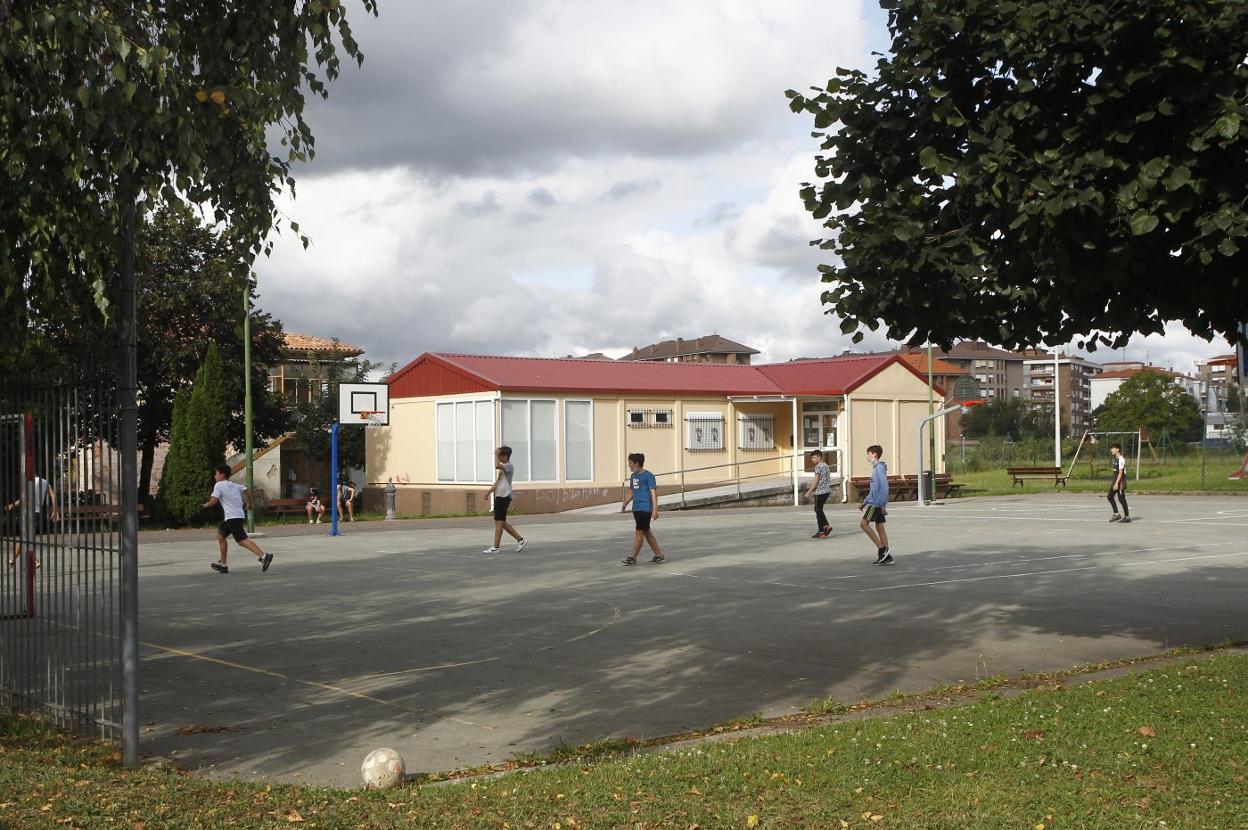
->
[[356, 410, 384, 425]]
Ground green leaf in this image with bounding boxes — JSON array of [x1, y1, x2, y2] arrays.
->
[[1129, 210, 1159, 236], [1162, 166, 1191, 192], [918, 146, 938, 170], [1216, 113, 1241, 140]]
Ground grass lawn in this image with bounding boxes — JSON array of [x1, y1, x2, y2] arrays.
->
[[2, 653, 1246, 829], [950, 453, 1248, 498]]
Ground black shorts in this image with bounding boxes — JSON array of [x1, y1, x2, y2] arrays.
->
[[218, 518, 248, 542], [493, 496, 511, 522], [862, 505, 886, 524], [633, 510, 652, 531]]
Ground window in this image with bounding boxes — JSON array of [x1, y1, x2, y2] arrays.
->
[[565, 401, 593, 481], [437, 400, 496, 483], [627, 410, 645, 427], [501, 399, 558, 482], [738, 414, 775, 450], [686, 412, 724, 451], [626, 409, 674, 428], [651, 409, 673, 427]]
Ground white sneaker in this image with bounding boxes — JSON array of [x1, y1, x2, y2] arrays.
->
[[516, 538, 527, 552], [482, 546, 502, 554], [315, 517, 322, 524], [307, 519, 313, 524]]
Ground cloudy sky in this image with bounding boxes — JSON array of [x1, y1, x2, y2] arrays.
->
[[256, 0, 1230, 376]]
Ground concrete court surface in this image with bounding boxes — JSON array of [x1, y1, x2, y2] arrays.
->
[[135, 493, 1248, 785]]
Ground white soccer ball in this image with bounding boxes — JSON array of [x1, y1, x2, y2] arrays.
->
[[361, 747, 405, 789]]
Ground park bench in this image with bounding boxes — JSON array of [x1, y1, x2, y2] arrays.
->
[[1006, 466, 1069, 488], [62, 503, 150, 523], [264, 498, 308, 517], [902, 473, 965, 499], [849, 474, 916, 502]]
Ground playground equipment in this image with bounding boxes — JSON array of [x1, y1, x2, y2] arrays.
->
[[1066, 429, 1159, 481]]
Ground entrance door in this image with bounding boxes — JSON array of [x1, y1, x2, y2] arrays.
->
[[801, 410, 839, 472]]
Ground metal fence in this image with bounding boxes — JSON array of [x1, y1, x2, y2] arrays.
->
[[0, 379, 123, 739]]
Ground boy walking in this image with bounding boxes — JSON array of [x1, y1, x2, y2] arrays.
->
[[203, 465, 272, 574], [483, 446, 526, 553], [621, 452, 665, 565], [803, 449, 833, 538], [1108, 442, 1131, 523], [858, 445, 893, 565]]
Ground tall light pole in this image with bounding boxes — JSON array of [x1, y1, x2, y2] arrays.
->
[[1053, 349, 1062, 468], [244, 282, 255, 533], [927, 343, 935, 501]]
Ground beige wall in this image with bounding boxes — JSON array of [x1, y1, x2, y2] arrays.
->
[[845, 364, 947, 480]]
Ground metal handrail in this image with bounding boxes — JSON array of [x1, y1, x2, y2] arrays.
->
[[623, 449, 846, 508]]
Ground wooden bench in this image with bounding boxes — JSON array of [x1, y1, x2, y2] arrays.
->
[[62, 503, 150, 522], [1006, 466, 1069, 488], [264, 498, 308, 517], [903, 473, 964, 499], [849, 475, 916, 502]]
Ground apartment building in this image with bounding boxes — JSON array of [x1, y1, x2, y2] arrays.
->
[[926, 341, 1029, 401], [1023, 354, 1102, 435], [621, 335, 760, 365]]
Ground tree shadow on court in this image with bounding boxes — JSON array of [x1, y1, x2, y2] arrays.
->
[[131, 534, 1248, 781]]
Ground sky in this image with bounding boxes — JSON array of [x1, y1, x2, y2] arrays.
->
[[255, 0, 1231, 377]]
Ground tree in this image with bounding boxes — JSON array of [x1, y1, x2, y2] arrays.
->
[[1, 1, 376, 336], [1096, 371, 1202, 442], [41, 204, 288, 501], [157, 346, 229, 524], [961, 397, 1044, 439], [786, 0, 1248, 350], [291, 356, 386, 490]]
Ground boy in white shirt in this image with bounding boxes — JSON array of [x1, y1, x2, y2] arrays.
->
[[1108, 442, 1131, 524], [203, 464, 273, 574], [483, 446, 526, 554]]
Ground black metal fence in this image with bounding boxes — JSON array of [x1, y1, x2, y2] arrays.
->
[[0, 380, 123, 739]]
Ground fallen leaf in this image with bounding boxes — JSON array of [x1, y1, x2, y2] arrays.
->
[[1137, 726, 1157, 737], [747, 816, 759, 828], [689, 786, 702, 795], [286, 810, 305, 823], [1023, 730, 1046, 740], [1034, 824, 1046, 830]]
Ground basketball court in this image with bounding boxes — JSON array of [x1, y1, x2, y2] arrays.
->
[[134, 492, 1248, 785]]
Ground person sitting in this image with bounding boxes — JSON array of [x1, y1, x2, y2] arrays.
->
[[305, 487, 325, 524]]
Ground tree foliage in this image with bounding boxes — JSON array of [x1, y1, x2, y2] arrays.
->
[[961, 396, 1045, 439], [157, 345, 228, 525], [1096, 370, 1203, 442], [40, 204, 288, 498], [0, 0, 377, 336], [291, 356, 386, 487], [787, 0, 1248, 350]]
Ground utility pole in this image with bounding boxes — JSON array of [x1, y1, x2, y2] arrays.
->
[[244, 282, 256, 533], [926, 343, 935, 502], [118, 198, 140, 768], [1053, 350, 1062, 468]]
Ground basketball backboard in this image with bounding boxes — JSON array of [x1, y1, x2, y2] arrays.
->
[[337, 383, 389, 426]]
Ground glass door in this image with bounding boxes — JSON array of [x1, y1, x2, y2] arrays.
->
[[801, 404, 840, 472]]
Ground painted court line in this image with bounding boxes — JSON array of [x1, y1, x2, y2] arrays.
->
[[855, 550, 1248, 593]]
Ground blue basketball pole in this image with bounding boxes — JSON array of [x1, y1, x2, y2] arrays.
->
[[329, 420, 342, 537]]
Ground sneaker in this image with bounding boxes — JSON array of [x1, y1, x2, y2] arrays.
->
[[260, 553, 273, 572], [811, 531, 824, 538], [873, 547, 889, 565], [307, 518, 313, 524], [315, 517, 322, 524], [482, 546, 503, 554], [1109, 514, 1122, 522], [819, 527, 833, 538], [875, 553, 894, 566], [621, 556, 637, 566], [210, 561, 229, 574], [1121, 517, 1132, 524], [516, 538, 527, 552]]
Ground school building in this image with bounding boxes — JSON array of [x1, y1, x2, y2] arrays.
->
[[364, 352, 946, 515]]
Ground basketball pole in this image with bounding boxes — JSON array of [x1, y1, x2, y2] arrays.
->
[[329, 420, 342, 536], [243, 284, 255, 534]]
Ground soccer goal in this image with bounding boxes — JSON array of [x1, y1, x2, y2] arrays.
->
[[1065, 429, 1156, 482]]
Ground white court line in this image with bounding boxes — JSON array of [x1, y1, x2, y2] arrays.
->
[[923, 541, 1237, 573], [856, 550, 1248, 592]]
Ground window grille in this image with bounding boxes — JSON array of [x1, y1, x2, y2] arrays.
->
[[737, 414, 775, 450], [626, 408, 675, 428], [686, 413, 725, 451]]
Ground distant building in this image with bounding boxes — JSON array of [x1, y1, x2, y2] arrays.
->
[[923, 341, 1030, 401], [1090, 367, 1198, 412], [563, 352, 614, 361], [268, 332, 366, 406], [1195, 354, 1237, 411], [1023, 354, 1101, 435], [621, 335, 760, 365]]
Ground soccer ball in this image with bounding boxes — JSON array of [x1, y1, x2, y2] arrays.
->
[[361, 747, 405, 789]]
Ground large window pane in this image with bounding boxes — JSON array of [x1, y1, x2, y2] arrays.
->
[[436, 404, 454, 481], [565, 401, 592, 480], [475, 401, 494, 483], [455, 402, 474, 481], [531, 400, 557, 481], [501, 400, 530, 481]]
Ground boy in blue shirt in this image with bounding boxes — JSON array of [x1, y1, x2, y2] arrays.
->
[[621, 452, 666, 565], [858, 444, 893, 565]]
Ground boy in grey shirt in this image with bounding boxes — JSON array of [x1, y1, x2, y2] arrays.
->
[[483, 445, 526, 553]]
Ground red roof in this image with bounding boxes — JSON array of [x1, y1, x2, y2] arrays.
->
[[388, 352, 936, 399]]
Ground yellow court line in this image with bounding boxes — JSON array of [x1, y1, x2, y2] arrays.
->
[[140, 639, 411, 712]]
